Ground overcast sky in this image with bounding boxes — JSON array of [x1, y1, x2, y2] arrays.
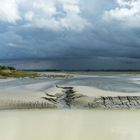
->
[[0, 0, 140, 69]]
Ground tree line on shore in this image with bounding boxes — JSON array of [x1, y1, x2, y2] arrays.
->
[[0, 65, 16, 71]]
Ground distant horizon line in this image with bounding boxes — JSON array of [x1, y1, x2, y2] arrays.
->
[[20, 69, 140, 72]]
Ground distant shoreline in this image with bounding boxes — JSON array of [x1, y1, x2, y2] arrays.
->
[[20, 69, 140, 75]]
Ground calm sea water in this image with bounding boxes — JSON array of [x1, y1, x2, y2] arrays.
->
[[0, 74, 140, 93]]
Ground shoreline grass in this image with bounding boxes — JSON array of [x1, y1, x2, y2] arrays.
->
[[0, 65, 40, 78], [0, 70, 40, 78]]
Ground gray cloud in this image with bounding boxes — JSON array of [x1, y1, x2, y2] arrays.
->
[[0, 0, 140, 69]]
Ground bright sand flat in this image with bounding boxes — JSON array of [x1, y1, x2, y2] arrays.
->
[[0, 110, 140, 140]]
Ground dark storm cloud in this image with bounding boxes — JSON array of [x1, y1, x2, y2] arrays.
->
[[0, 0, 140, 69]]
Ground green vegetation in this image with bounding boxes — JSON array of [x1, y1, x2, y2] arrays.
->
[[0, 65, 39, 78], [0, 65, 16, 70]]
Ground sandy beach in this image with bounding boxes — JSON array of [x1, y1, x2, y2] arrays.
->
[[0, 73, 140, 140], [0, 109, 140, 140]]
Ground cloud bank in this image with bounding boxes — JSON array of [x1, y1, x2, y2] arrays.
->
[[0, 0, 21, 23], [0, 0, 140, 69], [0, 0, 90, 31], [104, 0, 140, 27]]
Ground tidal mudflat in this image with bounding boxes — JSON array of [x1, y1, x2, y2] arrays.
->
[[1, 73, 140, 140], [1, 73, 140, 109]]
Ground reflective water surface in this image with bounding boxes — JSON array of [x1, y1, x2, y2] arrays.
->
[[1, 74, 140, 93]]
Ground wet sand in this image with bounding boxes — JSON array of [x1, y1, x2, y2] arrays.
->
[[1, 74, 140, 109], [0, 109, 140, 140], [0, 74, 140, 140]]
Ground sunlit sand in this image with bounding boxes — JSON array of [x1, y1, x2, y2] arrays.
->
[[0, 110, 140, 140]]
